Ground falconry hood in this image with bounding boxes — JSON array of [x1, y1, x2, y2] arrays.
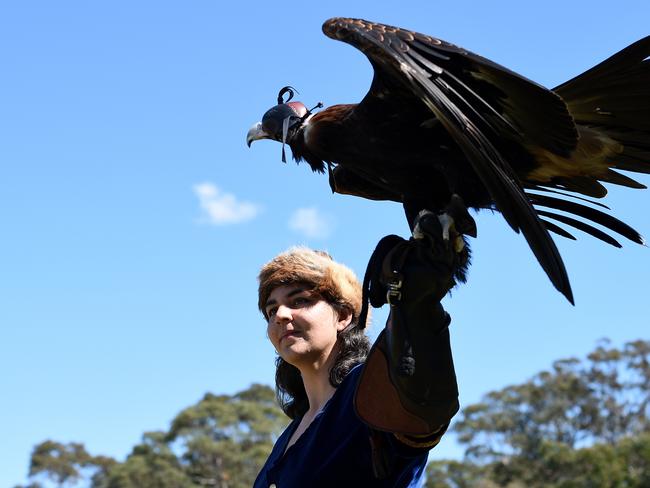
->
[[246, 86, 322, 162]]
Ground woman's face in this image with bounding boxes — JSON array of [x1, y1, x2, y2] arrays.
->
[[265, 284, 352, 369]]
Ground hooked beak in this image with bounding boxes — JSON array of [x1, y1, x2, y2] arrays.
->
[[246, 122, 269, 147]]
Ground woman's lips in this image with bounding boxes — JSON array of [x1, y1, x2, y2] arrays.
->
[[281, 331, 299, 342]]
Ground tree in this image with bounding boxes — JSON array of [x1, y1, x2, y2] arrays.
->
[[18, 384, 286, 488], [165, 383, 285, 488], [426, 339, 650, 488], [17, 440, 115, 488], [94, 432, 196, 488], [426, 459, 497, 488]]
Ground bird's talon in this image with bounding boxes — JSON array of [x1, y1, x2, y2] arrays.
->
[[453, 235, 465, 253], [412, 209, 436, 240], [437, 212, 454, 242]]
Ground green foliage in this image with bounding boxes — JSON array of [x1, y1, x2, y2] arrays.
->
[[166, 383, 284, 487], [427, 459, 498, 488], [426, 339, 650, 488], [19, 384, 286, 488], [28, 440, 91, 485], [20, 440, 115, 488], [94, 432, 197, 488]]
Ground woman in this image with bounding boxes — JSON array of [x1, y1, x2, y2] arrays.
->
[[254, 214, 463, 487]]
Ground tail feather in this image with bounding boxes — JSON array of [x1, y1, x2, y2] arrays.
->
[[553, 36, 650, 184], [554, 35, 650, 105]]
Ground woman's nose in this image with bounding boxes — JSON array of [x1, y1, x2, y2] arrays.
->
[[274, 304, 293, 322]]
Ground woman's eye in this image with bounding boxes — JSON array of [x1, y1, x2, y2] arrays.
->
[[267, 307, 277, 317], [294, 297, 309, 306]]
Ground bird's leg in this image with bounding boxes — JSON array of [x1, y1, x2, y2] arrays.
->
[[402, 198, 430, 233], [407, 194, 476, 246], [413, 209, 467, 254], [405, 194, 475, 284], [413, 210, 464, 252], [442, 194, 477, 237]]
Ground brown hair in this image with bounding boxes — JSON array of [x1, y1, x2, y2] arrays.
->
[[258, 247, 370, 419]]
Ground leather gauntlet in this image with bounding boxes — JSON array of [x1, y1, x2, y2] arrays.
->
[[355, 201, 473, 436]]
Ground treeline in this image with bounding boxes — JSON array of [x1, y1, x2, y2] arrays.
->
[[18, 384, 287, 488], [427, 339, 650, 487], [17, 339, 650, 487]]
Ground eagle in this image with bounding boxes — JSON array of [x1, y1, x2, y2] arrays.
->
[[247, 18, 650, 304]]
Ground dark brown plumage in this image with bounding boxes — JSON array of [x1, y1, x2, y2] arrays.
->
[[247, 18, 650, 303]]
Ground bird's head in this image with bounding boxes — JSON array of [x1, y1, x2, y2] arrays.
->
[[246, 86, 322, 162]]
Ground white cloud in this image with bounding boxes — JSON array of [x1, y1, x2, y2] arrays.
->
[[192, 182, 260, 225], [288, 207, 333, 239]]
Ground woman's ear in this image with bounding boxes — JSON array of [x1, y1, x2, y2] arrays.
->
[[336, 308, 353, 332]]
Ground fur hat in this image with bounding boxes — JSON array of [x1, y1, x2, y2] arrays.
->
[[258, 247, 363, 324]]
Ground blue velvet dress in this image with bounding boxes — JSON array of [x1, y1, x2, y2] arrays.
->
[[253, 365, 434, 488]]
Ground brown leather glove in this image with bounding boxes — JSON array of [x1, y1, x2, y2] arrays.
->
[[355, 196, 474, 438]]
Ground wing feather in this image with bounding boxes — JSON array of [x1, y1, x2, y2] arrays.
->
[[323, 17, 576, 302], [541, 219, 577, 241], [536, 210, 622, 248], [529, 193, 643, 244], [525, 185, 611, 209]]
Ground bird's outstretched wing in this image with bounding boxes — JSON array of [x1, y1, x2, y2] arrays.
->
[[323, 17, 577, 303]]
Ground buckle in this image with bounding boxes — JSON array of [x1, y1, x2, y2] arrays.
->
[[386, 272, 403, 305]]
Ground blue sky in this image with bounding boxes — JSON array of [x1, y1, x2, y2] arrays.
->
[[1, 1, 649, 486]]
